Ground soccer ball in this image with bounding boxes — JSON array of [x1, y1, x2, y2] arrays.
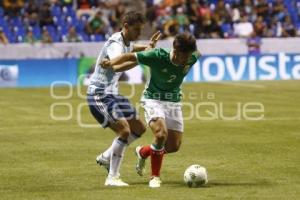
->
[[183, 164, 208, 188]]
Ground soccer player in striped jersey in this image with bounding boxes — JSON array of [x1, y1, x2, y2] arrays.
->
[[87, 11, 161, 187], [101, 33, 200, 188]]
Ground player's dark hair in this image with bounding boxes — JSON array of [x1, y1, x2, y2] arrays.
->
[[173, 33, 197, 53], [121, 11, 145, 26]]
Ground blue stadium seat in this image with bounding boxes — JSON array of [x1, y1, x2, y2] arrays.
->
[[51, 5, 62, 17], [16, 35, 24, 43], [10, 17, 23, 27], [6, 32, 16, 43], [62, 6, 76, 19], [53, 33, 62, 42], [53, 16, 66, 27], [45, 25, 56, 34], [32, 25, 41, 38], [208, 0, 218, 4], [90, 34, 105, 42], [224, 0, 235, 4], [221, 23, 233, 37], [13, 26, 26, 36], [80, 33, 90, 42], [0, 7, 4, 17], [75, 21, 85, 32], [80, 14, 90, 23], [57, 25, 69, 35], [65, 16, 77, 27], [0, 17, 7, 27]]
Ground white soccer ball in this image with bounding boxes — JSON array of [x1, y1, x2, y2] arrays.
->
[[183, 164, 208, 187]]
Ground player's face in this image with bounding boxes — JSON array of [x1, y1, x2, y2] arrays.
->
[[127, 23, 143, 41], [172, 49, 193, 66]]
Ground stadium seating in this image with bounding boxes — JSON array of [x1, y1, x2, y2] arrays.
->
[[0, 0, 299, 43]]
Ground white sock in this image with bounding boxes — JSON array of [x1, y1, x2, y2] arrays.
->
[[127, 132, 140, 145], [109, 137, 127, 177], [102, 132, 140, 160], [101, 148, 111, 161], [101, 138, 118, 161]]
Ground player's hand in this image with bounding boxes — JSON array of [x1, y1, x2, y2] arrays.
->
[[100, 58, 111, 69], [146, 31, 162, 50]]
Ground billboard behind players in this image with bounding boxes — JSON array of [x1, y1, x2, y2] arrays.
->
[[0, 53, 299, 87], [185, 53, 300, 82], [0, 59, 78, 87]]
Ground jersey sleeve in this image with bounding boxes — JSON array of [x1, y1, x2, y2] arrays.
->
[[106, 42, 123, 60], [135, 49, 159, 67], [188, 51, 201, 66]]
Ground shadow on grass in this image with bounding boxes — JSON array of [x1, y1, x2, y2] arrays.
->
[[94, 179, 273, 189], [200, 179, 273, 188], [129, 181, 149, 186], [129, 179, 274, 188], [128, 180, 188, 187]]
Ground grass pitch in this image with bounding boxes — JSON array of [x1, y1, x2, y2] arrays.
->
[[0, 80, 300, 200]]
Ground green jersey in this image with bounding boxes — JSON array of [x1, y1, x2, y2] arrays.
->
[[136, 48, 199, 102]]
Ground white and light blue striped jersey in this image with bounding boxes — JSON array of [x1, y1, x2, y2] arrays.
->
[[87, 32, 133, 95]]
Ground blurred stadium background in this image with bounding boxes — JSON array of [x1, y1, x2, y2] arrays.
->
[[0, 0, 300, 43], [0, 0, 300, 200], [0, 0, 300, 86]]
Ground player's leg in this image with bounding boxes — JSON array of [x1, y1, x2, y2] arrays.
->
[[88, 94, 130, 186], [135, 100, 165, 177], [101, 97, 147, 178], [87, 94, 113, 172], [142, 101, 183, 187], [120, 95, 146, 144], [164, 102, 184, 153], [98, 120, 131, 165], [136, 100, 167, 187], [94, 119, 131, 187], [127, 118, 146, 143], [101, 95, 146, 186], [164, 129, 182, 153], [135, 118, 167, 176], [105, 118, 145, 166], [138, 129, 182, 169], [137, 129, 182, 166], [99, 118, 132, 186], [98, 96, 145, 162], [137, 118, 167, 187], [149, 117, 168, 178], [108, 119, 131, 174]]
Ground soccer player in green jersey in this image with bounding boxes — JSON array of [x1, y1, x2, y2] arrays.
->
[[101, 33, 200, 188]]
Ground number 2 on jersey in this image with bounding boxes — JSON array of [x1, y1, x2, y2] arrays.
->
[[167, 75, 176, 83]]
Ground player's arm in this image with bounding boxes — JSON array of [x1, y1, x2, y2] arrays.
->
[[132, 44, 150, 52], [101, 53, 138, 72], [132, 31, 161, 52], [101, 48, 159, 72], [188, 50, 201, 67], [195, 50, 201, 59]]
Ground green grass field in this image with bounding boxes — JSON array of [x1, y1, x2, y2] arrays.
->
[[0, 81, 300, 200]]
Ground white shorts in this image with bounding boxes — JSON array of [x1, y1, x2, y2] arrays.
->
[[141, 98, 184, 132]]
